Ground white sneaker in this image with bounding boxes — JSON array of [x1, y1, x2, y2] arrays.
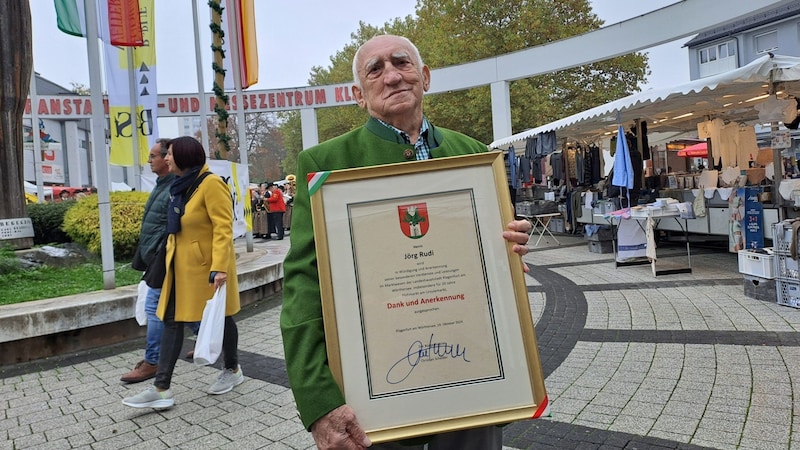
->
[[208, 365, 244, 395], [122, 386, 174, 409]]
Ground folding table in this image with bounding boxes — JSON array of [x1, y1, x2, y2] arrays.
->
[[518, 212, 562, 247]]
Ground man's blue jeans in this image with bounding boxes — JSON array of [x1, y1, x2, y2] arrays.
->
[[144, 287, 199, 364]]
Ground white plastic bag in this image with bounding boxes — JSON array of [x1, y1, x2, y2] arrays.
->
[[194, 287, 226, 366], [135, 281, 148, 326]]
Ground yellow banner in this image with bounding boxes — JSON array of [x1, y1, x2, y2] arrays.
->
[[107, 0, 158, 166]]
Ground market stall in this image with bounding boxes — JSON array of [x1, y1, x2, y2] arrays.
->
[[495, 54, 800, 247]]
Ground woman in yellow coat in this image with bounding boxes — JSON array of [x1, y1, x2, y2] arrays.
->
[[123, 136, 243, 409]]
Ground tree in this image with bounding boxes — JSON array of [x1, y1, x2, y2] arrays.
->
[[279, 0, 648, 173], [197, 111, 286, 183], [0, 0, 33, 249], [70, 82, 90, 95]]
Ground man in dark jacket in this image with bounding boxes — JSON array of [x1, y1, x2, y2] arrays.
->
[[121, 138, 197, 382]]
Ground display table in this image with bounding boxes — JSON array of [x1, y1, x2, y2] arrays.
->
[[517, 212, 561, 248], [595, 211, 692, 276]]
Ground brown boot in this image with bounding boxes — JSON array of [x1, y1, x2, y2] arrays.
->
[[120, 360, 157, 383]]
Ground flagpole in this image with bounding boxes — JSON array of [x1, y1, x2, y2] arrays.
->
[[226, 0, 253, 252], [192, 0, 209, 151], [29, 71, 45, 202], [85, 0, 116, 289], [127, 47, 141, 190]]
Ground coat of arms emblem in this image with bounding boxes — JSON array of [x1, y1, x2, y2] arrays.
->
[[398, 203, 429, 239]]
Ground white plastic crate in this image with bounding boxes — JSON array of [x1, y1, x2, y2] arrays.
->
[[777, 279, 800, 308], [737, 248, 774, 279], [774, 253, 800, 280], [772, 221, 794, 255]]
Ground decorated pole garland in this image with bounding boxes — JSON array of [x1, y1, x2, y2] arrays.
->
[[208, 0, 230, 160]]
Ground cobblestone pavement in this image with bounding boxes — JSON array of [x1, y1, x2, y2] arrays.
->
[[3, 235, 800, 449]]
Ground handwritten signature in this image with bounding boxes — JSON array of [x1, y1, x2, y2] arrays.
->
[[385, 333, 469, 384]]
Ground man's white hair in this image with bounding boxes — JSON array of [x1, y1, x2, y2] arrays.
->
[[351, 35, 424, 89]]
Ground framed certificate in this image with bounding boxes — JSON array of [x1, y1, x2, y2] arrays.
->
[[309, 151, 548, 443]]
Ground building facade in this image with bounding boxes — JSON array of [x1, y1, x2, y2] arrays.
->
[[686, 2, 800, 79]]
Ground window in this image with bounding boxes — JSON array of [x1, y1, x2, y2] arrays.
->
[[719, 42, 736, 59], [755, 30, 778, 54], [698, 40, 738, 78]]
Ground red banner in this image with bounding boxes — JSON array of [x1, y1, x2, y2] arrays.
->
[[107, 0, 144, 47]]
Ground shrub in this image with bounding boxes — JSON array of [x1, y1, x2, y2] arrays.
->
[[27, 201, 77, 245], [62, 191, 150, 259]]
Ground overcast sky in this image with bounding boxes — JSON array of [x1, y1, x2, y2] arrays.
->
[[31, 0, 688, 94]]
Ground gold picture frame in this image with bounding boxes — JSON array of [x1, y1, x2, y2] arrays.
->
[[309, 151, 548, 443]]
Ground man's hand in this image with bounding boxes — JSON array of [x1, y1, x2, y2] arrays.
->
[[503, 219, 531, 273], [311, 405, 372, 449]]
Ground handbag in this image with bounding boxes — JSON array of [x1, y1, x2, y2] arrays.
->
[[134, 280, 148, 326], [194, 287, 226, 366], [142, 238, 168, 288]]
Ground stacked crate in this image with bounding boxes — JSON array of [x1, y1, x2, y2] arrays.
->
[[772, 221, 800, 308], [585, 225, 614, 254], [738, 248, 776, 303]]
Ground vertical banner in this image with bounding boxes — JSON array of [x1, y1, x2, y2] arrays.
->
[[105, 0, 158, 166], [208, 160, 250, 238], [729, 189, 745, 252], [220, 0, 258, 90], [743, 187, 764, 249]]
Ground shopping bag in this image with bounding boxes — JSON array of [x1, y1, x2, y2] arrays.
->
[[135, 281, 148, 326], [194, 287, 226, 366]]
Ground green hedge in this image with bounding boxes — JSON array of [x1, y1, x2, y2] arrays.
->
[[27, 201, 76, 245], [62, 191, 150, 259]]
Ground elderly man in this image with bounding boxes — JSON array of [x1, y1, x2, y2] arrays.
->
[[280, 35, 531, 449]]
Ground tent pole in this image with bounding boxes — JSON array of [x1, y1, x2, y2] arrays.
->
[[768, 74, 785, 209]]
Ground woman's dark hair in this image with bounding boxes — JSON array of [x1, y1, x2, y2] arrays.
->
[[168, 136, 206, 170]]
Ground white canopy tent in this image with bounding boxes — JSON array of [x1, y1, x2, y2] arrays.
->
[[490, 54, 800, 150]]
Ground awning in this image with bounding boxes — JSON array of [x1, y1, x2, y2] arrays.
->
[[677, 142, 708, 157], [490, 54, 800, 150]]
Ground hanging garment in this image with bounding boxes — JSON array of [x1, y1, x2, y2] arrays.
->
[[519, 156, 532, 185], [531, 156, 543, 184], [575, 147, 586, 185], [508, 145, 518, 189], [549, 151, 564, 184], [525, 136, 537, 158], [544, 153, 553, 178], [736, 126, 758, 168], [641, 121, 650, 160], [566, 147, 579, 183], [536, 131, 557, 155], [589, 145, 602, 184], [692, 189, 707, 218]]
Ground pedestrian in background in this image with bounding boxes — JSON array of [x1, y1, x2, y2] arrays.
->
[[252, 183, 269, 238], [266, 182, 286, 240], [122, 138, 200, 384], [123, 136, 243, 409]]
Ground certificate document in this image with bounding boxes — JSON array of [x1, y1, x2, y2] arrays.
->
[[309, 152, 548, 443], [349, 190, 503, 398]]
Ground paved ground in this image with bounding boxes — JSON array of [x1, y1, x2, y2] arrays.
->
[[2, 232, 800, 449]]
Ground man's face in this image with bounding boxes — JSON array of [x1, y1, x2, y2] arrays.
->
[[352, 36, 430, 126], [148, 144, 168, 175]]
